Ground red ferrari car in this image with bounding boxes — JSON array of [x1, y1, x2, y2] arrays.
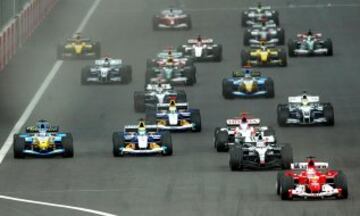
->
[[276, 157, 348, 200]]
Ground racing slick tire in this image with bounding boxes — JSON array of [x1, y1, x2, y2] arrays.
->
[[272, 11, 280, 25], [215, 131, 229, 152], [176, 90, 187, 102], [222, 79, 235, 99], [146, 59, 156, 69], [184, 67, 196, 86], [190, 109, 202, 132], [243, 30, 251, 46], [145, 69, 154, 84], [278, 28, 285, 45], [62, 133, 74, 158], [324, 38, 333, 56], [280, 144, 293, 169], [152, 16, 160, 31], [134, 91, 145, 112], [276, 171, 284, 195], [93, 42, 101, 59], [113, 132, 125, 157], [213, 45, 223, 62], [334, 170, 348, 199], [213, 127, 221, 147], [277, 104, 289, 127], [229, 146, 243, 171], [265, 78, 275, 98], [279, 49, 287, 67], [121, 65, 132, 84], [241, 50, 251, 66], [161, 131, 173, 156], [280, 175, 294, 200], [323, 103, 335, 126], [288, 39, 297, 57], [81, 66, 91, 85], [241, 12, 248, 27], [13, 135, 25, 159]]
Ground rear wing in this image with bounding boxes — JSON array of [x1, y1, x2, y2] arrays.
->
[[157, 51, 183, 59], [291, 162, 329, 170], [248, 6, 271, 10], [232, 70, 261, 77], [187, 38, 213, 44], [288, 95, 319, 103], [124, 125, 158, 133], [226, 118, 260, 126], [145, 83, 173, 91], [95, 58, 122, 66], [156, 102, 189, 111]]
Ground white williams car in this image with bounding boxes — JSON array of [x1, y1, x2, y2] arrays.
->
[[81, 57, 132, 84], [277, 92, 335, 126], [178, 36, 223, 62]]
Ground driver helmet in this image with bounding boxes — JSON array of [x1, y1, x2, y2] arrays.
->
[[169, 100, 177, 113], [104, 57, 111, 67], [156, 82, 163, 92], [307, 29, 313, 36], [166, 57, 174, 66], [301, 94, 309, 106], [138, 121, 146, 136], [244, 69, 252, 77], [37, 120, 49, 132], [197, 35, 202, 42]]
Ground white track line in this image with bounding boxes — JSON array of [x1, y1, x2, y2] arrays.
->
[[0, 195, 117, 216], [0, 0, 101, 164]]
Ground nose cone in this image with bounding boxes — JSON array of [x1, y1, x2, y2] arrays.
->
[[260, 52, 268, 62], [74, 44, 83, 54], [244, 82, 254, 92]]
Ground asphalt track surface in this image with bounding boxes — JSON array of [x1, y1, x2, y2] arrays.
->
[[0, 0, 359, 215]]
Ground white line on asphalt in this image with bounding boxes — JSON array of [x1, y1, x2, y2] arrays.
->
[[0, 0, 101, 165], [0, 195, 117, 216]]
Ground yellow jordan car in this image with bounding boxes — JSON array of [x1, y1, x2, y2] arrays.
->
[[57, 34, 101, 59], [241, 45, 287, 67]]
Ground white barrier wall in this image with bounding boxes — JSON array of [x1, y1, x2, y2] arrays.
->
[[0, 0, 58, 71]]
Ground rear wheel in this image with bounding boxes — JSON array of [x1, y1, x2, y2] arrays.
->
[[62, 133, 74, 158], [264, 78, 274, 98], [272, 11, 280, 25], [57, 44, 64, 60], [93, 42, 101, 59], [241, 12, 248, 27], [185, 15, 192, 30], [176, 90, 187, 102], [13, 135, 25, 159], [184, 67, 196, 85], [241, 50, 250, 66], [324, 38, 333, 56], [280, 175, 294, 200], [121, 65, 132, 84], [81, 66, 91, 85], [280, 144, 293, 169], [323, 103, 335, 126], [277, 104, 289, 127], [190, 109, 201, 132], [222, 79, 234, 99], [278, 28, 285, 45], [229, 147, 243, 171], [276, 171, 284, 195], [213, 45, 223, 62], [152, 16, 159, 30], [334, 171, 348, 199], [161, 131, 173, 156], [279, 49, 287, 66], [134, 91, 145, 112], [243, 30, 251, 46], [215, 131, 229, 152], [113, 132, 125, 157], [288, 39, 297, 57]]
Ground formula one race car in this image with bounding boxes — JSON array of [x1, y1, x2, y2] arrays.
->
[[288, 30, 333, 57], [113, 120, 172, 156], [134, 83, 187, 112], [241, 43, 287, 67], [229, 135, 293, 171], [146, 100, 201, 132], [57, 33, 100, 60], [81, 57, 132, 84], [241, 3, 279, 27], [243, 20, 285, 46], [146, 58, 196, 85], [177, 35, 223, 62], [153, 8, 191, 30], [277, 92, 335, 126], [222, 69, 274, 99], [13, 120, 73, 158], [277, 157, 348, 200], [214, 113, 276, 152], [146, 49, 194, 69]]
